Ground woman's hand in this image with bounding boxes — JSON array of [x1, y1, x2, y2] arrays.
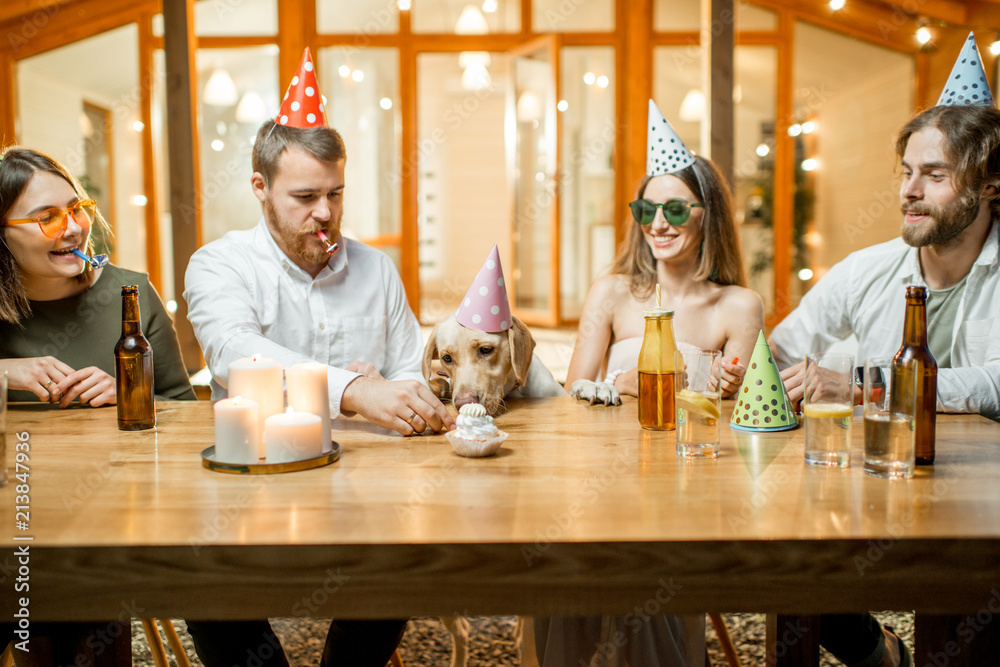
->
[[1, 357, 75, 402], [613, 367, 639, 397], [719, 357, 746, 398], [53, 366, 116, 408]]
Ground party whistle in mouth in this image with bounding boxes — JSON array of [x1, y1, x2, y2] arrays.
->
[[316, 230, 339, 255], [72, 249, 109, 269]]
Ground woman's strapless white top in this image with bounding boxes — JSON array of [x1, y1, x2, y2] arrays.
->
[[604, 337, 699, 380]]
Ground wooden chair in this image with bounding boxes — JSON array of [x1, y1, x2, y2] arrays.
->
[[140, 620, 192, 667], [710, 613, 744, 667]]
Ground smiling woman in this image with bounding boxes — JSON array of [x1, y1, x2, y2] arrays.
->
[[0, 147, 195, 406]]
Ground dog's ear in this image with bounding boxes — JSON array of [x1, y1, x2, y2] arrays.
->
[[422, 325, 445, 397], [507, 315, 536, 387]]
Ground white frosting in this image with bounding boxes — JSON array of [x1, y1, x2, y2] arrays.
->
[[455, 404, 499, 440]]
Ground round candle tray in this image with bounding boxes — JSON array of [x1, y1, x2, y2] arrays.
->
[[201, 442, 340, 474]]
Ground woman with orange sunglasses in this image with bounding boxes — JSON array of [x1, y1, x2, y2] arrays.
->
[[0, 147, 194, 407]]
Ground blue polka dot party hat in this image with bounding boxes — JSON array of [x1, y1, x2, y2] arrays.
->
[[647, 99, 696, 175], [937, 32, 995, 107], [730, 330, 799, 432]]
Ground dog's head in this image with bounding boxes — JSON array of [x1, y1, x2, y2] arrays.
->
[[422, 315, 536, 415]]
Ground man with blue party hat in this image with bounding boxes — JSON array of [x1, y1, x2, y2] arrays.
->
[[770, 30, 1000, 667], [773, 31, 1000, 422]]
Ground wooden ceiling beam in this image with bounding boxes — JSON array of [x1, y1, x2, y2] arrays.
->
[[0, 0, 67, 26], [748, 0, 919, 53], [0, 0, 161, 60], [874, 0, 966, 25]]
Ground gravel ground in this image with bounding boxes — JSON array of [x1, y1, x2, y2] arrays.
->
[[131, 612, 914, 666]]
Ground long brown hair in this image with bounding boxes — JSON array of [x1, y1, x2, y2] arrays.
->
[[0, 147, 106, 324], [611, 155, 747, 298], [896, 105, 1000, 220]]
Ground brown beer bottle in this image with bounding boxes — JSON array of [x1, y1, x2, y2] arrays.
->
[[115, 285, 155, 431], [891, 286, 937, 464]]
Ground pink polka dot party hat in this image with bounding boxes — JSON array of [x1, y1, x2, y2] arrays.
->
[[276, 48, 327, 128], [456, 244, 512, 333]]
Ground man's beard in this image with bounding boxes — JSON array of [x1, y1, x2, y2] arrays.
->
[[900, 193, 981, 248], [264, 198, 341, 266]]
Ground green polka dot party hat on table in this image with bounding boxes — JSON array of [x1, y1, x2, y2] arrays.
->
[[731, 330, 799, 432]]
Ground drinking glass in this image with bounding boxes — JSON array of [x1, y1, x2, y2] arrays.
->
[[863, 357, 916, 479], [803, 352, 855, 468], [674, 349, 722, 458]]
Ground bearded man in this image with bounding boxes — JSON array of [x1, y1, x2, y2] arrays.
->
[[772, 103, 1000, 421]]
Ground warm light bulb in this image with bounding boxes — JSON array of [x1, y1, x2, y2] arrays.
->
[[482, 0, 498, 12], [596, 75, 609, 88], [787, 124, 802, 137], [132, 121, 145, 132], [398, 0, 411, 10], [798, 268, 814, 281], [380, 97, 393, 110], [991, 41, 1000, 56], [829, 0, 845, 10], [352, 69, 365, 82], [755, 143, 770, 157], [916, 26, 932, 45], [338, 65, 351, 78], [211, 139, 225, 152], [557, 100, 568, 112], [583, 72, 596, 85], [801, 120, 816, 134], [801, 158, 818, 171], [132, 194, 148, 206]]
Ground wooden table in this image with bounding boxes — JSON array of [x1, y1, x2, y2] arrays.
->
[[2, 398, 999, 664]]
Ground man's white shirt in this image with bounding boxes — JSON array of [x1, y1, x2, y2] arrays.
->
[[185, 218, 424, 417], [771, 222, 1000, 419]]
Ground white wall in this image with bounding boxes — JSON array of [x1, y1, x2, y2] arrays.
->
[[18, 65, 146, 274]]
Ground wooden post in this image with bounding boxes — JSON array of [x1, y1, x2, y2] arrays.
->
[[0, 50, 16, 145], [771, 10, 794, 323], [162, 0, 204, 372], [617, 0, 652, 246], [137, 12, 161, 294], [277, 0, 307, 79], [702, 0, 735, 189], [399, 7, 420, 318]]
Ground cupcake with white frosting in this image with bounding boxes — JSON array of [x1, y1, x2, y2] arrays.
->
[[446, 403, 508, 457]]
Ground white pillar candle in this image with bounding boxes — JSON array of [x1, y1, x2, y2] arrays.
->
[[285, 362, 332, 453], [263, 407, 324, 463], [228, 355, 283, 460], [213, 396, 260, 464]]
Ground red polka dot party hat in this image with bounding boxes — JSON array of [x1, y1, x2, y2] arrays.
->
[[275, 48, 327, 128], [456, 244, 512, 333]]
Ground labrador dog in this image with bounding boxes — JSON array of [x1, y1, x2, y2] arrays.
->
[[422, 314, 567, 414], [421, 313, 562, 667]]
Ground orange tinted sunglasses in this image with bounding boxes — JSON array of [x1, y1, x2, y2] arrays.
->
[[4, 199, 97, 239]]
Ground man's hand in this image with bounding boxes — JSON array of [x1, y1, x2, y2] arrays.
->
[[53, 366, 117, 408], [779, 361, 805, 410], [1, 356, 75, 402], [346, 361, 384, 380], [342, 376, 456, 436]]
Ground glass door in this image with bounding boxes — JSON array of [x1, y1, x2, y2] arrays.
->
[[507, 35, 560, 326]]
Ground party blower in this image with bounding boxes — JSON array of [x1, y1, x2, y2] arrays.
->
[[316, 230, 339, 255], [72, 248, 109, 269]]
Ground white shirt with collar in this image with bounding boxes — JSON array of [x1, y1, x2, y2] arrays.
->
[[771, 222, 1000, 419], [184, 218, 424, 417]]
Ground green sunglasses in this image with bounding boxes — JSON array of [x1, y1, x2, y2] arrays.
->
[[629, 198, 703, 226]]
